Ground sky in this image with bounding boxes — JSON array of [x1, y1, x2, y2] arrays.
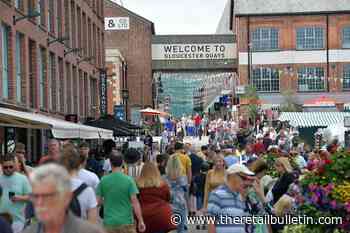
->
[[110, 0, 228, 35]]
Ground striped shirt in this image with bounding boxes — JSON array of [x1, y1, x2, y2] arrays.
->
[[207, 185, 254, 233]]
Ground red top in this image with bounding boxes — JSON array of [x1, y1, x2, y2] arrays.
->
[[138, 183, 176, 233], [253, 142, 265, 155], [194, 115, 202, 126]]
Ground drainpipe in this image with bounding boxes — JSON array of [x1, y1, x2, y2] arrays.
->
[[326, 14, 330, 92]]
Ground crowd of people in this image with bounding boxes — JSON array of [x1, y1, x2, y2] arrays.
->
[[0, 115, 344, 233]]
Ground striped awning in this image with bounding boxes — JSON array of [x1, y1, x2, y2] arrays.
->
[[279, 112, 350, 128]]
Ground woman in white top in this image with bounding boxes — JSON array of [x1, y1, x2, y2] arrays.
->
[[60, 144, 98, 224]]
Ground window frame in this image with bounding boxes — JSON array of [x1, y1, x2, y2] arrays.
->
[[15, 32, 24, 103], [342, 26, 350, 49], [251, 27, 279, 51], [1, 24, 10, 99], [343, 64, 350, 90], [251, 67, 280, 93], [297, 67, 326, 92], [296, 26, 325, 50]]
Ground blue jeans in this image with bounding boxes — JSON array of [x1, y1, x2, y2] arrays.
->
[[196, 195, 204, 210]]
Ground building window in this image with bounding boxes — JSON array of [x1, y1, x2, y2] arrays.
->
[[84, 73, 89, 117], [71, 1, 76, 49], [57, 0, 63, 37], [58, 57, 64, 113], [90, 78, 97, 115], [251, 67, 280, 92], [49, 53, 56, 111], [343, 65, 350, 90], [72, 66, 78, 114], [82, 13, 87, 57], [298, 67, 325, 92], [1, 24, 10, 99], [15, 0, 24, 10], [38, 0, 45, 26], [15, 32, 24, 103], [65, 62, 72, 113], [29, 40, 37, 108], [251, 28, 278, 51], [48, 0, 55, 33], [77, 7, 82, 56], [342, 27, 350, 49], [296, 27, 324, 50], [64, 0, 70, 47], [88, 18, 92, 57], [39, 48, 47, 108]]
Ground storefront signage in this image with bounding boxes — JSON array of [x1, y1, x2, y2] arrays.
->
[[152, 43, 236, 60], [114, 105, 125, 120], [100, 69, 108, 116], [105, 17, 130, 30]]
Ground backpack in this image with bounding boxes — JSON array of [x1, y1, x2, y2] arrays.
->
[[69, 183, 88, 217]]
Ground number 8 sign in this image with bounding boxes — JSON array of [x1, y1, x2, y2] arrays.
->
[[105, 17, 130, 30]]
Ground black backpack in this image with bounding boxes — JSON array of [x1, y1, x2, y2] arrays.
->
[[69, 183, 88, 217]]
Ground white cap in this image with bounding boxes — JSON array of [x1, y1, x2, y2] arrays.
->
[[256, 134, 263, 139], [226, 164, 255, 176]]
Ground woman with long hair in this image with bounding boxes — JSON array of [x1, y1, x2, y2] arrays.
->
[[203, 154, 226, 210], [136, 162, 176, 233], [164, 156, 188, 233]]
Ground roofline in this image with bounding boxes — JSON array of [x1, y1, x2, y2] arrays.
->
[[105, 0, 155, 34], [152, 34, 235, 37], [235, 10, 350, 17]]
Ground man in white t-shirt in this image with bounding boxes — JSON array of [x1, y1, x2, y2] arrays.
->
[[78, 143, 100, 191]]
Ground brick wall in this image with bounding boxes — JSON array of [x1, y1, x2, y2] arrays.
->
[[0, 0, 104, 121], [236, 14, 350, 94], [104, 1, 153, 119]]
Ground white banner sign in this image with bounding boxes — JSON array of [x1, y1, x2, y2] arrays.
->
[[105, 17, 130, 30], [152, 43, 236, 60]]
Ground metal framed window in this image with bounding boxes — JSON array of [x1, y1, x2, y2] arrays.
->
[[48, 0, 55, 33], [298, 67, 325, 92], [15, 32, 24, 103], [1, 24, 10, 99], [39, 47, 47, 108], [296, 27, 324, 50], [343, 64, 350, 90], [343, 27, 350, 49], [251, 67, 280, 93], [15, 0, 23, 10], [251, 28, 279, 51]]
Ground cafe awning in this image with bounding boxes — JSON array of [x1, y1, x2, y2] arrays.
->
[[0, 107, 113, 139], [279, 112, 350, 128]]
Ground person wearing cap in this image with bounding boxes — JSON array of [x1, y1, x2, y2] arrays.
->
[[207, 164, 257, 233], [271, 157, 295, 205]]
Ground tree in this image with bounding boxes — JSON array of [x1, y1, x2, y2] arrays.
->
[[242, 85, 260, 125], [280, 90, 302, 112]]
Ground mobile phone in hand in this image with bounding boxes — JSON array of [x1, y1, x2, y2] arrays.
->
[[8, 191, 15, 200]]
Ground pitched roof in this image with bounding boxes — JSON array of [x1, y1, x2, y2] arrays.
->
[[235, 0, 350, 16]]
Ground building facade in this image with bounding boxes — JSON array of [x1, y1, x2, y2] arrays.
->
[[106, 48, 126, 118], [104, 0, 154, 124], [152, 34, 237, 118], [232, 0, 350, 106], [0, 0, 105, 156]]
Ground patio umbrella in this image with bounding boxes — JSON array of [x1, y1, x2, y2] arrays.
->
[[139, 108, 169, 116]]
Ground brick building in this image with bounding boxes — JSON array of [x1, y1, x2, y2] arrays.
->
[[0, 0, 105, 156], [220, 0, 350, 107], [104, 0, 154, 124]]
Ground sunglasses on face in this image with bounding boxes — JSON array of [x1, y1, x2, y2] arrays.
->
[[3, 166, 14, 170], [237, 174, 254, 181]]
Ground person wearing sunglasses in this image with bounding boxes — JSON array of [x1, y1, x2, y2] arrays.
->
[[207, 164, 256, 233], [0, 153, 31, 233]]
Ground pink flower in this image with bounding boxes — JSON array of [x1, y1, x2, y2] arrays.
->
[[309, 184, 318, 191], [330, 200, 337, 209], [345, 202, 350, 213], [311, 194, 319, 204]]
